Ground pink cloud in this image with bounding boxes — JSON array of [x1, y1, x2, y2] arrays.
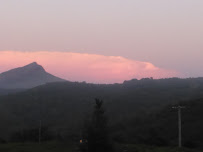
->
[[0, 51, 182, 83]]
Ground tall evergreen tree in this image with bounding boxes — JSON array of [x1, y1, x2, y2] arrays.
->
[[87, 98, 112, 152]]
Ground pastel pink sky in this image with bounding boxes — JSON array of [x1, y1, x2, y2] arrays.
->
[[0, 1, 203, 77], [0, 51, 182, 83]]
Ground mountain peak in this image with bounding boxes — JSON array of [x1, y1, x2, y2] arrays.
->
[[24, 62, 41, 67], [0, 62, 65, 89], [28, 62, 38, 66], [22, 62, 45, 72]]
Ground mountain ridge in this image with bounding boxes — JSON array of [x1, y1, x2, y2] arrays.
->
[[0, 77, 203, 147], [0, 62, 65, 89]]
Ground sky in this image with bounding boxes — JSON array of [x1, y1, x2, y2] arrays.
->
[[0, 0, 203, 82], [0, 51, 182, 83]]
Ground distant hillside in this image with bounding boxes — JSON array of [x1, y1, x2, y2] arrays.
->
[[0, 62, 65, 89], [0, 88, 25, 96], [0, 77, 203, 145], [124, 98, 203, 149]]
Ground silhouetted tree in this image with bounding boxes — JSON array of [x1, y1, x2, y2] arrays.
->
[[87, 98, 112, 152]]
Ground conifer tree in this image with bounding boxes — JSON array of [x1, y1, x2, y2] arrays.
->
[[87, 98, 112, 152]]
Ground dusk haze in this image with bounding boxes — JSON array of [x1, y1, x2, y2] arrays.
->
[[0, 0, 203, 80], [0, 51, 182, 83], [0, 1, 203, 152]]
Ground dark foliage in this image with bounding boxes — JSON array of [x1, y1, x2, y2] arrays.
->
[[10, 127, 53, 142], [119, 98, 203, 149], [0, 78, 202, 149], [87, 99, 112, 152]]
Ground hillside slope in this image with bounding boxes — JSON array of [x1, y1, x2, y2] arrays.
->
[[0, 62, 65, 89], [0, 78, 203, 145]]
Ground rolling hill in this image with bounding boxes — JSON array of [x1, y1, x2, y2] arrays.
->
[[0, 62, 65, 89], [0, 77, 203, 147]]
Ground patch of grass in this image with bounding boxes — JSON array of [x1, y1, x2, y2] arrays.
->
[[0, 141, 79, 152], [115, 144, 203, 152], [1, 142, 203, 152]]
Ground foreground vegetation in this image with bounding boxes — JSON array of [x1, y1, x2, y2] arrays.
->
[[0, 142, 202, 152], [125, 144, 203, 152], [0, 142, 77, 152], [0, 78, 203, 150]]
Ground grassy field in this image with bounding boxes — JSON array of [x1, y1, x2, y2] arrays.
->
[[0, 142, 79, 152], [124, 144, 203, 152], [0, 142, 202, 152]]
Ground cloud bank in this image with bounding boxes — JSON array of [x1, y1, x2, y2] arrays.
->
[[0, 51, 182, 83]]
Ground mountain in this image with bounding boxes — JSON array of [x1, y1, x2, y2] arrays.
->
[[0, 88, 25, 96], [0, 78, 203, 143], [0, 77, 203, 148], [125, 98, 203, 148], [0, 62, 65, 89]]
